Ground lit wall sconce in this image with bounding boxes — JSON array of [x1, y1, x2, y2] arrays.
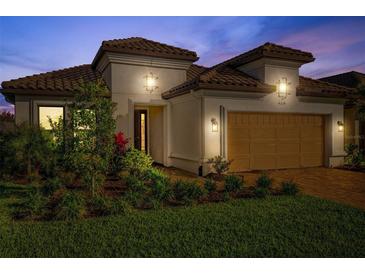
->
[[211, 118, 218, 132], [337, 121, 344, 132], [145, 72, 159, 93], [277, 77, 291, 104]]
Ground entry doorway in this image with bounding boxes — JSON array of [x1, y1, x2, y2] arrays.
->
[[134, 109, 148, 153]]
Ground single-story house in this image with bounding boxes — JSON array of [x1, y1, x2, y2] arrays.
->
[[0, 37, 356, 175], [319, 71, 365, 154]]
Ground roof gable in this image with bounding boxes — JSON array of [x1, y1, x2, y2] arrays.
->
[[92, 37, 199, 67]]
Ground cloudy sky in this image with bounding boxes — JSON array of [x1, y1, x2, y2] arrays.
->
[[1, 16, 365, 112]]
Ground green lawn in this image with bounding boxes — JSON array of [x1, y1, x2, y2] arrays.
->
[[0, 189, 364, 257]]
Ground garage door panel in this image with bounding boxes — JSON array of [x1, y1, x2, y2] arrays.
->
[[229, 129, 249, 140], [251, 142, 276, 154], [301, 154, 323, 167], [301, 126, 322, 139], [277, 155, 301, 169], [277, 143, 300, 154], [228, 112, 324, 172], [230, 156, 250, 170], [301, 142, 322, 153], [277, 128, 300, 139], [250, 128, 276, 139], [228, 142, 250, 154], [251, 155, 277, 169]]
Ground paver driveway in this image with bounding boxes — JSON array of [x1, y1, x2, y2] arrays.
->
[[161, 166, 365, 210], [238, 167, 365, 210]]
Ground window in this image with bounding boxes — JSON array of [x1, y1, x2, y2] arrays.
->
[[38, 106, 64, 130], [140, 112, 146, 152]]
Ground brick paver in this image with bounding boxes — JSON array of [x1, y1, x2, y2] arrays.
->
[[162, 166, 365, 210], [238, 167, 365, 210]]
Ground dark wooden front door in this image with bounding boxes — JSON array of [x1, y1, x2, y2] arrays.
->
[[134, 109, 148, 152]]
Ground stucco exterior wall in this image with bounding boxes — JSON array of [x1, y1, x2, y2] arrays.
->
[[168, 93, 202, 174]]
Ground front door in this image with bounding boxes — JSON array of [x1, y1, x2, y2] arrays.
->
[[134, 109, 148, 153]]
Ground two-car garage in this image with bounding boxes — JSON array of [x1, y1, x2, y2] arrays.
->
[[227, 112, 325, 172]]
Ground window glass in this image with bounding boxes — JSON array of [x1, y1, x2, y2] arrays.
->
[[38, 106, 64, 130]]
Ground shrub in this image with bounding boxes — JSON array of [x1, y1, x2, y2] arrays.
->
[[256, 173, 272, 189], [151, 178, 172, 201], [254, 187, 270, 198], [207, 155, 232, 177], [224, 175, 243, 193], [88, 195, 112, 216], [124, 190, 144, 207], [42, 177, 63, 196], [345, 143, 364, 169], [54, 191, 85, 221], [204, 178, 217, 193], [9, 124, 56, 178], [173, 180, 204, 205], [14, 190, 46, 219], [143, 167, 168, 182], [110, 131, 129, 176], [110, 198, 133, 215], [281, 181, 299, 196], [121, 148, 153, 178], [125, 175, 147, 194]]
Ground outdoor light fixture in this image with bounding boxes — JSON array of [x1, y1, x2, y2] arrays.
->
[[277, 77, 291, 104], [211, 118, 218, 132], [145, 72, 159, 93], [337, 121, 344, 132]]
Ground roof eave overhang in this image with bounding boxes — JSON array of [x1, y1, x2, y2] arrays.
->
[[1, 88, 111, 98], [92, 46, 199, 69], [162, 82, 275, 99]]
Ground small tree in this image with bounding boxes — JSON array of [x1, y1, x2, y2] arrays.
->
[[51, 80, 116, 196], [207, 155, 232, 178], [10, 124, 55, 179]]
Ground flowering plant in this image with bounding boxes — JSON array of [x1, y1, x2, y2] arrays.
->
[[114, 132, 128, 153]]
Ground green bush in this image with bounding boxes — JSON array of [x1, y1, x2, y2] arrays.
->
[[151, 178, 172, 201], [256, 173, 272, 189], [143, 167, 168, 182], [173, 180, 204, 205], [345, 143, 364, 169], [125, 175, 147, 194], [13, 190, 46, 219], [124, 190, 144, 207], [204, 178, 217, 193], [281, 181, 299, 196], [254, 187, 270, 198], [224, 175, 243, 193], [42, 177, 63, 196], [110, 198, 133, 215], [207, 155, 232, 177], [54, 191, 85, 221], [122, 148, 153, 178], [88, 195, 112, 216]]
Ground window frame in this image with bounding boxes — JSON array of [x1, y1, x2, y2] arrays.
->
[[37, 105, 65, 130]]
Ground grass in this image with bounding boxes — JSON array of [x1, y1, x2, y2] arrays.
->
[[0, 183, 364, 257]]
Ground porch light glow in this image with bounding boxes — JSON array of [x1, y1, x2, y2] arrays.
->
[[211, 118, 218, 132], [277, 77, 291, 104], [145, 72, 158, 93], [337, 121, 344, 132]]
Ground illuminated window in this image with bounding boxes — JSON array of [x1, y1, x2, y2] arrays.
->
[[140, 113, 146, 152], [38, 106, 64, 129]]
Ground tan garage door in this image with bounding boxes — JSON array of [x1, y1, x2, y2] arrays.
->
[[228, 112, 324, 172]]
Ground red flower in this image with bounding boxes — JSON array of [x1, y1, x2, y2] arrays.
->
[[115, 131, 128, 153]]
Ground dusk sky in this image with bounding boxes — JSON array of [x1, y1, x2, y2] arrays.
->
[[1, 16, 365, 112]]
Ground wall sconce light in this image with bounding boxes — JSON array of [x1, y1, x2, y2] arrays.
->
[[211, 118, 218, 132], [337, 121, 344, 132], [145, 72, 158, 93], [277, 77, 291, 104]]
